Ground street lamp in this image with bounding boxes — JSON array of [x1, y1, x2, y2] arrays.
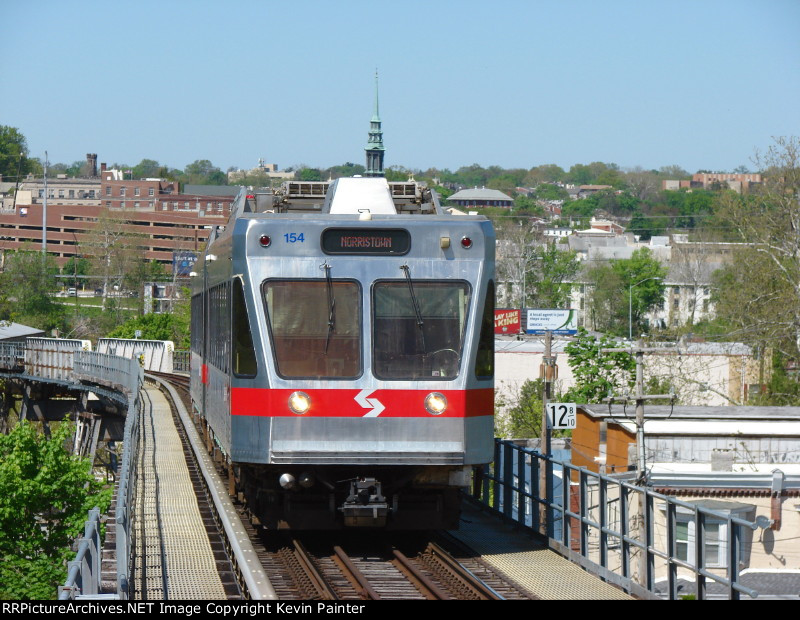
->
[[629, 277, 661, 341]]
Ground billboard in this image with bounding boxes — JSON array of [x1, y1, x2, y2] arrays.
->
[[525, 309, 577, 335], [172, 251, 197, 277], [494, 309, 521, 334]]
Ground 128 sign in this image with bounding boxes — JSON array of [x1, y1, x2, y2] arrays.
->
[[546, 403, 577, 429]]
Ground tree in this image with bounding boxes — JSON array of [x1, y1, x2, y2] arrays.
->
[[495, 218, 539, 307], [562, 328, 635, 403], [523, 164, 565, 186], [531, 183, 568, 202], [132, 158, 162, 179], [326, 162, 366, 178], [0, 250, 64, 330], [0, 421, 111, 599], [527, 242, 580, 309], [183, 159, 226, 185], [0, 126, 34, 181], [586, 248, 666, 336], [107, 306, 190, 348], [512, 194, 544, 215], [712, 136, 800, 357], [624, 167, 661, 202], [62, 256, 90, 288], [297, 167, 323, 182], [83, 211, 141, 311]]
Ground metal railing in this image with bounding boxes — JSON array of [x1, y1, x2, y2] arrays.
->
[[173, 349, 190, 373], [58, 508, 102, 600], [0, 342, 25, 370], [472, 439, 759, 600], [1, 337, 147, 598]]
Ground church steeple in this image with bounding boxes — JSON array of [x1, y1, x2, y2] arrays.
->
[[365, 70, 385, 177]]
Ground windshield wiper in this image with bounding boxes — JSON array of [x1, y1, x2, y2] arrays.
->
[[400, 264, 426, 354], [321, 262, 335, 355]]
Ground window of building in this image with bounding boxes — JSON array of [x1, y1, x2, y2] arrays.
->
[[665, 501, 754, 569], [58, 190, 64, 198], [106, 186, 111, 196], [149, 187, 154, 197], [134, 187, 140, 197], [120, 187, 126, 197], [39, 190, 44, 198], [68, 190, 74, 198], [106, 201, 112, 208], [120, 201, 126, 209], [134, 202, 140, 208]]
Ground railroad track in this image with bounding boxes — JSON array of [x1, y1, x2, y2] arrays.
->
[[151, 372, 536, 601], [257, 532, 536, 600]]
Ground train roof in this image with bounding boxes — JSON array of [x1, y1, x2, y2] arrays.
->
[[228, 177, 484, 219]]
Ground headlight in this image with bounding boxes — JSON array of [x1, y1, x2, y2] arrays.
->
[[288, 391, 311, 415], [424, 392, 447, 416]]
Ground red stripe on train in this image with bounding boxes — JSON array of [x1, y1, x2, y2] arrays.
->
[[230, 387, 494, 418]]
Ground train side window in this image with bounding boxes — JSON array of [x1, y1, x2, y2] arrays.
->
[[475, 281, 494, 379], [232, 278, 257, 377]]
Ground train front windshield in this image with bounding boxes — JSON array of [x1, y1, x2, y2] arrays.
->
[[373, 281, 470, 380], [263, 279, 362, 379]]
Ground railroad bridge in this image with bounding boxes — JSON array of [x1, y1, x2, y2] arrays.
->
[[0, 338, 758, 600]]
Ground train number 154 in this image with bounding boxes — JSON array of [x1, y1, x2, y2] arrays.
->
[[284, 232, 305, 243]]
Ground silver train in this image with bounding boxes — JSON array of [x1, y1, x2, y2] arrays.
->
[[190, 177, 495, 529]]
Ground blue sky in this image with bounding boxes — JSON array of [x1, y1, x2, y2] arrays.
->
[[2, 0, 798, 175]]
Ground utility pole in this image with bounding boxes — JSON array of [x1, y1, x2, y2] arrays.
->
[[42, 151, 48, 260], [602, 339, 675, 588], [602, 339, 675, 484], [539, 330, 556, 537]]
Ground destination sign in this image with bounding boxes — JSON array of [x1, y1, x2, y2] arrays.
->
[[321, 228, 410, 255]]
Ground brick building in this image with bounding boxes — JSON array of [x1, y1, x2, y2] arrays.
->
[[0, 167, 233, 267]]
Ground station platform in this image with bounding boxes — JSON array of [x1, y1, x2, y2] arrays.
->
[[132, 386, 227, 599], [451, 501, 634, 600]]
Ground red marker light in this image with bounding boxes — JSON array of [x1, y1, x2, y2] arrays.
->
[[259, 234, 271, 247], [461, 236, 473, 249]]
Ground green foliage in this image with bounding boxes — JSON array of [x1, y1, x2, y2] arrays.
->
[[587, 248, 667, 336], [524, 164, 565, 185], [751, 352, 800, 406], [531, 183, 568, 202], [503, 379, 545, 438], [513, 194, 544, 215], [562, 328, 635, 403], [326, 162, 365, 178], [0, 250, 65, 331], [497, 379, 572, 439], [561, 196, 597, 221], [61, 257, 90, 287], [107, 306, 189, 348], [527, 243, 580, 309], [627, 210, 669, 240], [182, 159, 227, 185], [0, 125, 34, 180], [0, 421, 111, 599], [297, 167, 323, 182], [132, 158, 162, 179]]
